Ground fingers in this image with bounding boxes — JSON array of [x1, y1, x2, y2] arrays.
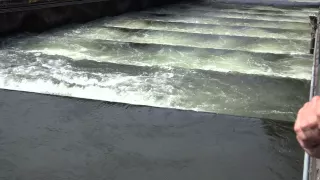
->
[[299, 135, 320, 158], [295, 97, 320, 130], [297, 127, 320, 149], [294, 96, 320, 158], [294, 102, 314, 132], [311, 96, 320, 115]]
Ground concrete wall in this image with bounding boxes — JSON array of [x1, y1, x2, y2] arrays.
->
[[0, 0, 174, 36]]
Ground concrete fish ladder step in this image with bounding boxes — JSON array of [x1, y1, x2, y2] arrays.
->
[[0, 50, 310, 121], [142, 8, 310, 23], [103, 18, 311, 40], [209, 0, 320, 7], [123, 13, 311, 30], [72, 26, 310, 55], [16, 36, 312, 80], [168, 4, 317, 17], [182, 1, 319, 13]]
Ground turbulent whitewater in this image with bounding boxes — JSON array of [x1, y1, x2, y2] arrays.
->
[[0, 1, 315, 121]]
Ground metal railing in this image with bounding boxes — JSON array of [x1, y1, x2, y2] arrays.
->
[[304, 7, 320, 180]]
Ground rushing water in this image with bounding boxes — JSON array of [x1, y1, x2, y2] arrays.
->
[[0, 1, 315, 122]]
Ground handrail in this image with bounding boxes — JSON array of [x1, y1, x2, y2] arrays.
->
[[303, 153, 310, 180], [303, 7, 320, 180]]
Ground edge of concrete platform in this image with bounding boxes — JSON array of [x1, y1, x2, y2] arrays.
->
[[306, 6, 320, 180]]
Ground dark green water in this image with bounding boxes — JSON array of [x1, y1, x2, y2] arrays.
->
[[0, 89, 305, 180]]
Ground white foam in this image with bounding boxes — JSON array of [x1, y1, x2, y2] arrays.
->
[[0, 48, 306, 122], [122, 12, 311, 30], [170, 4, 316, 17], [26, 46, 313, 80], [0, 55, 181, 110], [143, 9, 308, 23], [103, 22, 309, 40], [78, 27, 309, 56]]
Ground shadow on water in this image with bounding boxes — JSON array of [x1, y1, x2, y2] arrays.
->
[[260, 119, 303, 178], [0, 89, 304, 180]]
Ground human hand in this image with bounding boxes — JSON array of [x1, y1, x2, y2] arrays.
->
[[294, 96, 320, 158]]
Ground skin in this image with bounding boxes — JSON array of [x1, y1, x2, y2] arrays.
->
[[294, 96, 320, 158]]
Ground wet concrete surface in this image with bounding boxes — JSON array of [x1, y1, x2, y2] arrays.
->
[[0, 89, 303, 180]]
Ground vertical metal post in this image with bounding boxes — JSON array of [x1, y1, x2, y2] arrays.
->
[[303, 10, 320, 180], [303, 153, 310, 180]]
